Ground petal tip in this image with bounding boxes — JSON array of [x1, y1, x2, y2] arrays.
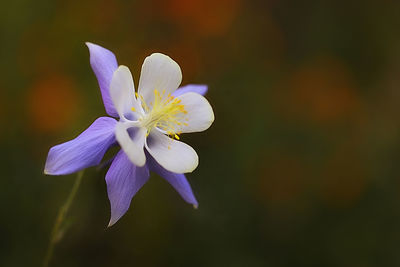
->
[[136, 161, 146, 167], [85, 42, 97, 50], [146, 53, 180, 69], [135, 155, 147, 167], [149, 52, 170, 59], [107, 219, 116, 227], [188, 157, 199, 173], [43, 162, 54, 175], [193, 204, 198, 209], [107, 213, 122, 227], [115, 65, 131, 73]]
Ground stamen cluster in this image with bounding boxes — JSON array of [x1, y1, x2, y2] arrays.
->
[[137, 89, 188, 138]]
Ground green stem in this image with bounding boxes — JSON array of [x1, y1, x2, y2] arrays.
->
[[43, 170, 84, 267]]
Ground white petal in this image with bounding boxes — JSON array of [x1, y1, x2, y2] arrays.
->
[[110, 66, 142, 119], [138, 53, 182, 106], [115, 122, 147, 166], [145, 129, 198, 173], [176, 92, 214, 133]]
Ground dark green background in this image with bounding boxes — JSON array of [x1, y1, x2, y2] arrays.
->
[[2, 0, 400, 266]]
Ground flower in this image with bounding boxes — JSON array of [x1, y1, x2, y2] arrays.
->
[[44, 43, 214, 226]]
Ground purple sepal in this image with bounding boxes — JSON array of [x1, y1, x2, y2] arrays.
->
[[148, 157, 198, 207], [106, 150, 150, 226], [44, 117, 117, 175], [173, 84, 208, 97], [86, 42, 119, 117]]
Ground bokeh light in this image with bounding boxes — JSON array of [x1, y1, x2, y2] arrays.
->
[[26, 74, 81, 133]]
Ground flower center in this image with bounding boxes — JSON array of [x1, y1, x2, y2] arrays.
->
[[137, 89, 188, 138]]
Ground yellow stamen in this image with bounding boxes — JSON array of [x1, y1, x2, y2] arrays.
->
[[136, 89, 188, 136]]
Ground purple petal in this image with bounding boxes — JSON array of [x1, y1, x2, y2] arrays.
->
[[44, 117, 117, 175], [106, 150, 150, 226], [86, 42, 119, 117], [148, 157, 198, 207], [172, 84, 208, 97]]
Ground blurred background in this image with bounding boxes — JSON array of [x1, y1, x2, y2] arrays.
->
[[1, 0, 400, 266]]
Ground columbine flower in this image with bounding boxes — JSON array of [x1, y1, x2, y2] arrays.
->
[[44, 43, 214, 226]]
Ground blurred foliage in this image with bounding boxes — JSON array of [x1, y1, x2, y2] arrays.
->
[[2, 0, 400, 266]]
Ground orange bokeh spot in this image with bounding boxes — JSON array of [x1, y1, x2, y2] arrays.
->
[[27, 74, 81, 133], [164, 0, 241, 36], [276, 57, 362, 124]]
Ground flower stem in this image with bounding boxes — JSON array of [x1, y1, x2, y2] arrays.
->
[[43, 170, 84, 267]]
